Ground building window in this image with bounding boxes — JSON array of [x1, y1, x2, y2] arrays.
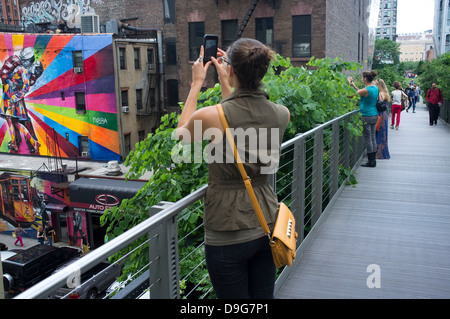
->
[[149, 88, 156, 109], [79, 136, 89, 157], [189, 22, 204, 61], [136, 89, 143, 110], [124, 133, 131, 157], [166, 37, 177, 65], [121, 90, 129, 107], [164, 0, 175, 24], [147, 48, 154, 69], [255, 17, 273, 47], [167, 79, 179, 107], [292, 15, 311, 58], [138, 130, 146, 142], [222, 20, 238, 50], [134, 48, 140, 69], [75, 92, 86, 114], [73, 50, 83, 68], [119, 47, 126, 69]]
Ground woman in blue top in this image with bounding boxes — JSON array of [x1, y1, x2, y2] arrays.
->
[[349, 70, 379, 167]]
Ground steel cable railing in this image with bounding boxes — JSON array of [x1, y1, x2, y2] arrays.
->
[[15, 110, 364, 299]]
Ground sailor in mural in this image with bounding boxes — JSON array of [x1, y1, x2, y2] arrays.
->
[[0, 48, 43, 153]]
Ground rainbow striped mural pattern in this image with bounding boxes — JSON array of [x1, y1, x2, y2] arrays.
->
[[0, 33, 120, 161]]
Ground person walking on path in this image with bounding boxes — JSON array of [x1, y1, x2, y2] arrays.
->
[[391, 81, 407, 130], [407, 86, 416, 113], [349, 71, 379, 167], [415, 85, 421, 104], [426, 83, 443, 126], [375, 79, 390, 159], [14, 223, 27, 247]]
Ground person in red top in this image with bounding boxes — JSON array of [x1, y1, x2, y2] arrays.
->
[[426, 83, 444, 126]]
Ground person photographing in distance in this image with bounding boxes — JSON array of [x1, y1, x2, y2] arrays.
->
[[348, 71, 379, 168]]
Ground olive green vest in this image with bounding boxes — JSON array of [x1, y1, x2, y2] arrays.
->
[[204, 89, 289, 245]]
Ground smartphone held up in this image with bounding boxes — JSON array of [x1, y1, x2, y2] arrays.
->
[[203, 34, 218, 64]]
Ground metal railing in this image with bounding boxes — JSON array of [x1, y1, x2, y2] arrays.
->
[[439, 99, 449, 124], [15, 110, 364, 299]]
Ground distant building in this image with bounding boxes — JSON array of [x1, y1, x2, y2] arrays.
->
[[433, 0, 450, 57], [398, 30, 434, 62], [376, 0, 398, 41], [0, 0, 22, 31]]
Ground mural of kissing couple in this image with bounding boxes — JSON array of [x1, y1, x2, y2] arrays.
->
[[0, 33, 120, 161], [0, 47, 43, 154]]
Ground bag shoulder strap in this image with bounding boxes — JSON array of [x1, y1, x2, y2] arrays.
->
[[216, 104, 271, 236]]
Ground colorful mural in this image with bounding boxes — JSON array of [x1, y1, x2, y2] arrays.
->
[[0, 33, 120, 161]]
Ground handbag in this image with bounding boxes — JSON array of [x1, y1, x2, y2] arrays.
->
[[376, 99, 387, 113], [401, 94, 406, 111], [216, 104, 298, 269]]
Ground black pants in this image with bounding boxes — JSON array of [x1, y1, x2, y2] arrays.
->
[[428, 103, 440, 124], [205, 236, 276, 299]]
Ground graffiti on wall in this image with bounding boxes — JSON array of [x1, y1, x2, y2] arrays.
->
[[21, 0, 105, 28], [0, 33, 120, 161], [0, 170, 70, 228]]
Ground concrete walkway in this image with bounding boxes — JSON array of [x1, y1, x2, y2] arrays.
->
[[277, 100, 450, 298]]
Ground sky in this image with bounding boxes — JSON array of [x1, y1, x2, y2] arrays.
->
[[396, 0, 435, 34]]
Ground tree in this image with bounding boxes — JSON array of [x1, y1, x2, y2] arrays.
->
[[418, 53, 450, 100], [372, 39, 401, 69]]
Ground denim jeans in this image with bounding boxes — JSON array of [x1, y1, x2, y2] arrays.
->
[[205, 235, 276, 299]]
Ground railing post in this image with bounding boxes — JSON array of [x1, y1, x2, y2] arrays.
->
[[311, 129, 323, 226], [148, 202, 180, 299], [350, 128, 359, 167], [330, 121, 340, 198], [292, 139, 306, 243], [342, 116, 350, 170]]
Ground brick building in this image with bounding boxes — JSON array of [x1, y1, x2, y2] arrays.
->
[[176, 0, 378, 100], [0, 0, 21, 30]]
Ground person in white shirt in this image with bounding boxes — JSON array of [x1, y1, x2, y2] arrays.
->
[[391, 81, 408, 130]]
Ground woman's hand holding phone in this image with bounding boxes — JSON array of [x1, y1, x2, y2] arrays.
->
[[211, 48, 232, 99], [192, 45, 212, 86]]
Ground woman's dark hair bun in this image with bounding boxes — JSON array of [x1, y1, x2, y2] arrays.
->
[[362, 70, 378, 82], [227, 38, 275, 90]]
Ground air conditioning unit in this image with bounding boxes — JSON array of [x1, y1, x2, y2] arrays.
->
[[73, 67, 83, 73], [81, 151, 89, 157], [122, 106, 129, 113], [81, 15, 99, 33]]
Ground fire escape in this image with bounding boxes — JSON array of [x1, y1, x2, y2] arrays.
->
[[235, 0, 260, 40], [41, 128, 79, 199]]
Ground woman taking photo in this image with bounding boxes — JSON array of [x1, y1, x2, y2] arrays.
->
[[349, 70, 379, 167], [176, 38, 290, 299]]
